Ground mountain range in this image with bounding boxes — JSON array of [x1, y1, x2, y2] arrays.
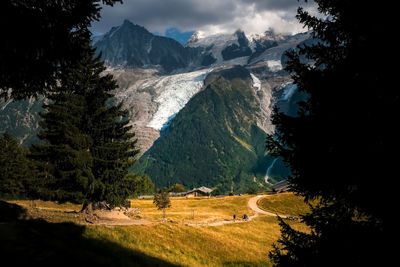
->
[[0, 20, 310, 193]]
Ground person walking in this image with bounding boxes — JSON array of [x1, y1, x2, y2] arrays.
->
[[233, 213, 236, 222]]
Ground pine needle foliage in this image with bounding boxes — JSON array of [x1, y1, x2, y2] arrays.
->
[[268, 1, 388, 266], [0, 132, 35, 199], [0, 0, 122, 99], [31, 45, 139, 207]]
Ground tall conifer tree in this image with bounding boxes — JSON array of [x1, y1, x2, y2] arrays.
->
[[83, 48, 139, 208], [268, 1, 388, 266], [31, 93, 93, 203], [32, 45, 139, 208]]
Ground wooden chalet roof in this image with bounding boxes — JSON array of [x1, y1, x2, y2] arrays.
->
[[187, 186, 213, 194]]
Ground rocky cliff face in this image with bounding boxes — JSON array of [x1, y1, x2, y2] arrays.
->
[[0, 95, 44, 145], [93, 20, 215, 72]]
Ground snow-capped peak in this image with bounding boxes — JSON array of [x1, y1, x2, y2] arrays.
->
[[186, 31, 206, 45], [185, 31, 237, 48]]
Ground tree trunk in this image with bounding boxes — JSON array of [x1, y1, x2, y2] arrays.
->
[[30, 199, 36, 209], [81, 202, 98, 223], [80, 202, 93, 213], [163, 208, 166, 220]]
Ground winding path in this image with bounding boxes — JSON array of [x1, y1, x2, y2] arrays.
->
[[248, 195, 287, 218], [186, 195, 286, 226], [85, 195, 286, 226]]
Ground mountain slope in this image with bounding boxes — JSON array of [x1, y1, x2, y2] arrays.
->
[[133, 66, 289, 193], [0, 96, 44, 145], [93, 20, 214, 72]]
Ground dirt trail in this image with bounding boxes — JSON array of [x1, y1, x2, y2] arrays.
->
[[21, 195, 286, 226], [186, 214, 258, 226], [86, 210, 152, 226], [248, 195, 288, 218], [186, 195, 286, 226]]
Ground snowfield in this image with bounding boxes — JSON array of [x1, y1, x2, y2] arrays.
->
[[250, 73, 261, 91], [266, 60, 283, 72], [186, 32, 239, 64]]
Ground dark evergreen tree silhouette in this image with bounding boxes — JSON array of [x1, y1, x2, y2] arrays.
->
[[30, 93, 93, 203], [268, 1, 388, 266], [0, 0, 121, 99], [31, 45, 139, 209], [0, 132, 35, 199], [84, 50, 139, 208]]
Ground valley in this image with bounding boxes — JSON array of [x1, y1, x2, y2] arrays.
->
[[0, 20, 310, 192]]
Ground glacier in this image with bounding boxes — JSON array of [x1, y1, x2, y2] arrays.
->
[[147, 68, 213, 130]]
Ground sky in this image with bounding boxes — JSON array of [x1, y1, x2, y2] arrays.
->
[[90, 0, 317, 40]]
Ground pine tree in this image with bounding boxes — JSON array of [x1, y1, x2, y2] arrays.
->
[[0, 0, 121, 99], [31, 93, 94, 203], [83, 48, 139, 208], [32, 45, 139, 209], [0, 132, 34, 199], [268, 1, 388, 266]]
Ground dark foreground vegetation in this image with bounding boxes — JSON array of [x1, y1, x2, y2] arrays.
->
[[267, 1, 388, 266], [0, 201, 177, 266]]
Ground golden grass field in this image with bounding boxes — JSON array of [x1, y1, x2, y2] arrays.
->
[[6, 193, 310, 266], [256, 192, 313, 217]]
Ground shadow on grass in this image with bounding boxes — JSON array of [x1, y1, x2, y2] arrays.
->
[[0, 201, 179, 266]]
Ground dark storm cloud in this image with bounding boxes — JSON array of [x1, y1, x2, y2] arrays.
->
[[92, 0, 237, 33], [91, 0, 312, 35]]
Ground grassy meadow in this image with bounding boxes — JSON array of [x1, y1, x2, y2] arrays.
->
[[129, 195, 256, 223], [1, 193, 310, 266], [256, 192, 313, 217]]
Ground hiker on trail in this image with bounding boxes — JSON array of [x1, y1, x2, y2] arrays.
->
[[233, 214, 236, 222], [242, 214, 248, 221]]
